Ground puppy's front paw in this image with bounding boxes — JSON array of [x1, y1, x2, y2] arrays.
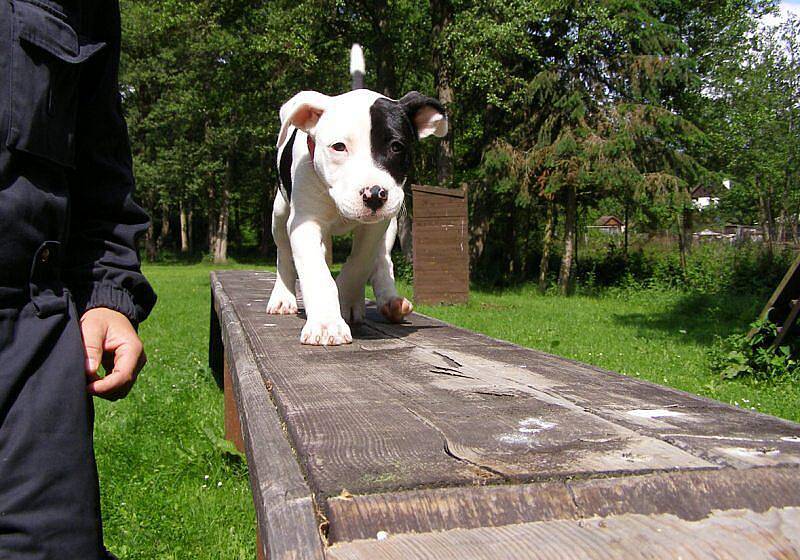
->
[[380, 297, 413, 323], [267, 289, 298, 315], [341, 298, 366, 326], [300, 317, 352, 346]]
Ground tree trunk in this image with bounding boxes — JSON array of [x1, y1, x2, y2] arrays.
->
[[145, 220, 157, 262], [397, 201, 413, 261], [623, 201, 629, 259], [676, 212, 687, 276], [539, 198, 555, 293], [157, 204, 170, 252], [756, 173, 773, 254], [212, 159, 232, 264], [557, 184, 577, 296], [180, 200, 191, 254], [372, 0, 398, 97], [260, 183, 274, 257], [431, 0, 454, 185]]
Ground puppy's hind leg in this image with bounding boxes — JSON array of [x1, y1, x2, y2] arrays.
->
[[370, 217, 413, 323], [267, 194, 299, 315]]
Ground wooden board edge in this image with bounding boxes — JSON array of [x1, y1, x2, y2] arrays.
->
[[212, 273, 326, 560], [325, 506, 800, 560], [325, 466, 800, 543], [411, 184, 468, 198]]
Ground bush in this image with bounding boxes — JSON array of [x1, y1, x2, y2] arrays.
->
[[710, 319, 800, 381], [574, 241, 794, 295]]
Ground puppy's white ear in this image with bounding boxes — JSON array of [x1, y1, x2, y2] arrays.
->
[[277, 91, 331, 147], [398, 92, 448, 139]]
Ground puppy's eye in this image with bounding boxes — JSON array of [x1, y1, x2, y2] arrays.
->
[[331, 142, 347, 152], [390, 141, 405, 153]]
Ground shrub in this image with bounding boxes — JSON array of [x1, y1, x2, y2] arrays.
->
[[710, 319, 800, 381]]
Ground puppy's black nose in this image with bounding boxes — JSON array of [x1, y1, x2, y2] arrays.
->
[[362, 185, 387, 211]]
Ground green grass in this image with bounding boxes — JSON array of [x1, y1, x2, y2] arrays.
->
[[96, 263, 799, 558], [96, 263, 259, 559]]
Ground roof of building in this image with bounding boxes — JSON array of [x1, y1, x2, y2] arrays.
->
[[594, 215, 623, 227]]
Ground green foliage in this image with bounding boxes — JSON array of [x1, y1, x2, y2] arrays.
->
[[121, 0, 797, 295], [711, 320, 800, 381], [574, 241, 794, 294]]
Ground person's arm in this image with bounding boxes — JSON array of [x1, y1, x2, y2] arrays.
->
[[63, 1, 156, 399]]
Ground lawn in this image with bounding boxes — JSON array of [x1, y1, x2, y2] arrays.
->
[[95, 262, 799, 558]]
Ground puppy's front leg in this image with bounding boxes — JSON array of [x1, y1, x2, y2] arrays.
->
[[290, 220, 352, 345], [337, 221, 391, 325], [370, 217, 413, 323]]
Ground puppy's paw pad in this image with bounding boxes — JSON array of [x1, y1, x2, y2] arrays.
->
[[266, 292, 298, 315], [380, 297, 413, 323], [300, 318, 352, 346]]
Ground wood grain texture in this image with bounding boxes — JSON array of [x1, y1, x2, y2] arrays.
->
[[211, 272, 325, 560], [412, 185, 469, 305], [326, 507, 800, 560], [327, 465, 800, 542], [223, 359, 244, 453], [212, 270, 800, 559]]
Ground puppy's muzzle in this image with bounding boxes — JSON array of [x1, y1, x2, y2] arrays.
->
[[361, 185, 388, 211]]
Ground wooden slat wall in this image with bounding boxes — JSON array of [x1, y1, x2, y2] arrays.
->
[[412, 185, 469, 305]]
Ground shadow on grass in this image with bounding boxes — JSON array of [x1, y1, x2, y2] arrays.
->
[[610, 289, 765, 345]]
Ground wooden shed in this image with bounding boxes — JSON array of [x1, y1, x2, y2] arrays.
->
[[411, 184, 469, 305]]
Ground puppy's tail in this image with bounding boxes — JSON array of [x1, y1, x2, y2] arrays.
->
[[350, 43, 365, 90]]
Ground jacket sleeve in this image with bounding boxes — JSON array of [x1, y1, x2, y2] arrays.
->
[[63, 1, 156, 325]]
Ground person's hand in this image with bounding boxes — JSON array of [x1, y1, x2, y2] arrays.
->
[[80, 308, 147, 400]]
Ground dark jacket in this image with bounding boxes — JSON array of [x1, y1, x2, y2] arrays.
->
[[0, 0, 156, 323]]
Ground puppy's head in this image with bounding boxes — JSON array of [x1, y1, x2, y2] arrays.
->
[[277, 89, 447, 222]]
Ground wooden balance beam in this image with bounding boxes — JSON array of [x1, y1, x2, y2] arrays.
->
[[209, 270, 800, 559]]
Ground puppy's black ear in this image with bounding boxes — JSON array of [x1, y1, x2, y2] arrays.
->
[[398, 92, 448, 139]]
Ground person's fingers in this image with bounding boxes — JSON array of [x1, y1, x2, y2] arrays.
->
[[88, 339, 144, 401], [80, 317, 107, 376]]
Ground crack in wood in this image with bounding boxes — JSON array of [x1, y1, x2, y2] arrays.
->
[[401, 404, 504, 481], [429, 366, 475, 379], [432, 351, 463, 368]]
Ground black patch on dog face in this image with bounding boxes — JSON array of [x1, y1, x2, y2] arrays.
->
[[370, 98, 415, 184], [279, 128, 298, 198]]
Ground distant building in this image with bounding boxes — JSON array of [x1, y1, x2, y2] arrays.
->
[[589, 215, 625, 235], [693, 229, 733, 243], [724, 224, 762, 242], [691, 185, 720, 210]]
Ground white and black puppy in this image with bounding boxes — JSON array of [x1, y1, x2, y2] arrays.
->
[[267, 44, 448, 345]]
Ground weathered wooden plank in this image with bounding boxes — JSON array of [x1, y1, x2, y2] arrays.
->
[[325, 507, 800, 560], [365, 310, 800, 468], [326, 467, 800, 543], [216, 272, 717, 503], [211, 272, 325, 560], [226, 276, 486, 495]]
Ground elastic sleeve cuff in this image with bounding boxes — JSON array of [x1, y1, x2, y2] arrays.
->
[[72, 283, 141, 326]]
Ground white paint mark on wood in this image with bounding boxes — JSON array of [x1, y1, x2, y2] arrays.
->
[[519, 418, 557, 434], [781, 436, 800, 443], [499, 418, 556, 446], [628, 409, 685, 419]]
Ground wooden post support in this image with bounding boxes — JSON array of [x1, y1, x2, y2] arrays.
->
[[411, 184, 469, 305], [223, 357, 244, 453], [752, 251, 800, 349]]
